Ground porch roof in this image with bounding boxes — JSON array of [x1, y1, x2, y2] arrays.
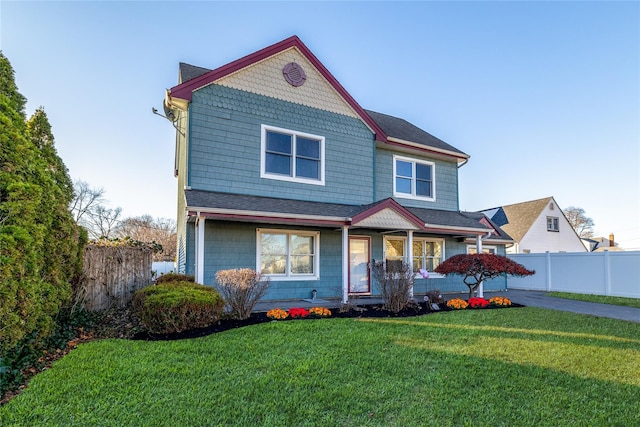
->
[[185, 189, 497, 237]]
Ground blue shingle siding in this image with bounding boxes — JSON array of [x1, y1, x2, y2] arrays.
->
[[188, 85, 375, 205], [196, 221, 344, 300], [375, 148, 459, 211]]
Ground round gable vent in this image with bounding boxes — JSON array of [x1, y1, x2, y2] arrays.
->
[[282, 62, 306, 87]]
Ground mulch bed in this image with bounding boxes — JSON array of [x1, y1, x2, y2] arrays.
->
[[132, 301, 524, 341]]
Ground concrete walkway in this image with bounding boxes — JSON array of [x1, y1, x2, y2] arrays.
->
[[504, 289, 640, 323], [254, 290, 640, 323]]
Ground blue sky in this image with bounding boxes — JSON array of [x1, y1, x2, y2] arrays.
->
[[2, 1, 639, 249]]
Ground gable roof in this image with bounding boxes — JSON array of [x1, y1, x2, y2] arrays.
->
[[169, 35, 386, 141], [185, 189, 493, 235], [168, 36, 469, 162], [481, 197, 554, 242]]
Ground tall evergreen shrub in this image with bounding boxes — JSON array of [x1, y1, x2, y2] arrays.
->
[[0, 51, 83, 357]]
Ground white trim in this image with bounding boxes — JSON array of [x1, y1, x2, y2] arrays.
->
[[393, 155, 436, 202], [466, 245, 497, 254], [260, 124, 325, 186], [256, 228, 320, 281], [195, 216, 205, 284], [342, 226, 349, 303]]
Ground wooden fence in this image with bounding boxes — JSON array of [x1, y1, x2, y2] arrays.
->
[[507, 251, 640, 298], [81, 245, 153, 310]]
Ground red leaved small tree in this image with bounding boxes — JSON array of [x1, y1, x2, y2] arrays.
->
[[434, 254, 534, 299]]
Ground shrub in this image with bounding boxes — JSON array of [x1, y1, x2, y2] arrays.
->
[[435, 254, 535, 299], [214, 269, 269, 320], [371, 261, 415, 313], [424, 289, 444, 305], [132, 282, 224, 334], [155, 272, 195, 284]]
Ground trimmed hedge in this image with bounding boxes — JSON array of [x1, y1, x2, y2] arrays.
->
[[155, 272, 195, 284], [132, 282, 224, 334]]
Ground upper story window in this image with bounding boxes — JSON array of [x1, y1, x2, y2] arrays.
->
[[547, 216, 559, 232], [261, 125, 325, 186], [257, 229, 320, 281], [393, 155, 435, 201]]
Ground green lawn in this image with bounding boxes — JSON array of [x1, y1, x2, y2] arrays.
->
[[548, 291, 640, 309], [1, 307, 639, 426]]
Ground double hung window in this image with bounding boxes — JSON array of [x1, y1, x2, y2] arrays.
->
[[547, 216, 559, 232], [258, 229, 319, 280], [384, 237, 444, 276], [261, 125, 324, 185], [393, 155, 435, 201]]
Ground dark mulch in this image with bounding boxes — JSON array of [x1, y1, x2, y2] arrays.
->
[[132, 302, 523, 341]]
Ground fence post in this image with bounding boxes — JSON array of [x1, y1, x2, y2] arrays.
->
[[604, 250, 611, 296], [546, 251, 552, 292]]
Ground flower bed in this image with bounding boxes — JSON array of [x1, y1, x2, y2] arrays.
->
[[447, 296, 512, 310]]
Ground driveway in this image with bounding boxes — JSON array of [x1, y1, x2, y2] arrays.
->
[[505, 289, 640, 323]]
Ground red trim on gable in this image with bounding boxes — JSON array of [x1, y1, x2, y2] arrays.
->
[[478, 216, 500, 236], [351, 198, 425, 229], [169, 36, 387, 142]]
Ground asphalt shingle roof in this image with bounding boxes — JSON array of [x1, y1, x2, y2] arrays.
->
[[185, 189, 493, 234], [179, 62, 211, 84], [481, 197, 554, 242], [364, 110, 467, 156]]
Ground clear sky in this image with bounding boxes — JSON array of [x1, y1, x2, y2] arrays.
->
[[2, 1, 639, 249]]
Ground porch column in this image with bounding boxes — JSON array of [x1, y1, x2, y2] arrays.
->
[[407, 230, 414, 299], [342, 225, 349, 303], [195, 216, 205, 284], [476, 234, 484, 298]]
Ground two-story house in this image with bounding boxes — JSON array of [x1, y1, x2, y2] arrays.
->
[[163, 36, 512, 302]]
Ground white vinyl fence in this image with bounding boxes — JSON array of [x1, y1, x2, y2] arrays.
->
[[507, 251, 640, 298]]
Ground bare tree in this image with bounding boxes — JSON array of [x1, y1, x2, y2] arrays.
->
[[87, 206, 122, 239], [69, 180, 104, 223], [115, 215, 176, 261], [563, 206, 595, 238]]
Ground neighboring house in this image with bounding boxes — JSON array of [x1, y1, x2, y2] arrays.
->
[[163, 36, 513, 302], [589, 234, 623, 252], [481, 196, 586, 254]]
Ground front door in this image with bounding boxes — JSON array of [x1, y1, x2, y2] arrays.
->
[[349, 236, 370, 293]]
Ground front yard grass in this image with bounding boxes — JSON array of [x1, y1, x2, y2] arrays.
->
[[548, 291, 640, 308], [1, 307, 639, 426]]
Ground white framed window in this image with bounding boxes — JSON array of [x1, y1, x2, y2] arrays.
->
[[547, 216, 559, 232], [260, 125, 325, 185], [383, 236, 445, 278], [257, 229, 320, 280], [393, 155, 435, 201], [467, 245, 496, 254]]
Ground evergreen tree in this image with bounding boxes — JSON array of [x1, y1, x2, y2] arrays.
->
[[0, 52, 83, 354]]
